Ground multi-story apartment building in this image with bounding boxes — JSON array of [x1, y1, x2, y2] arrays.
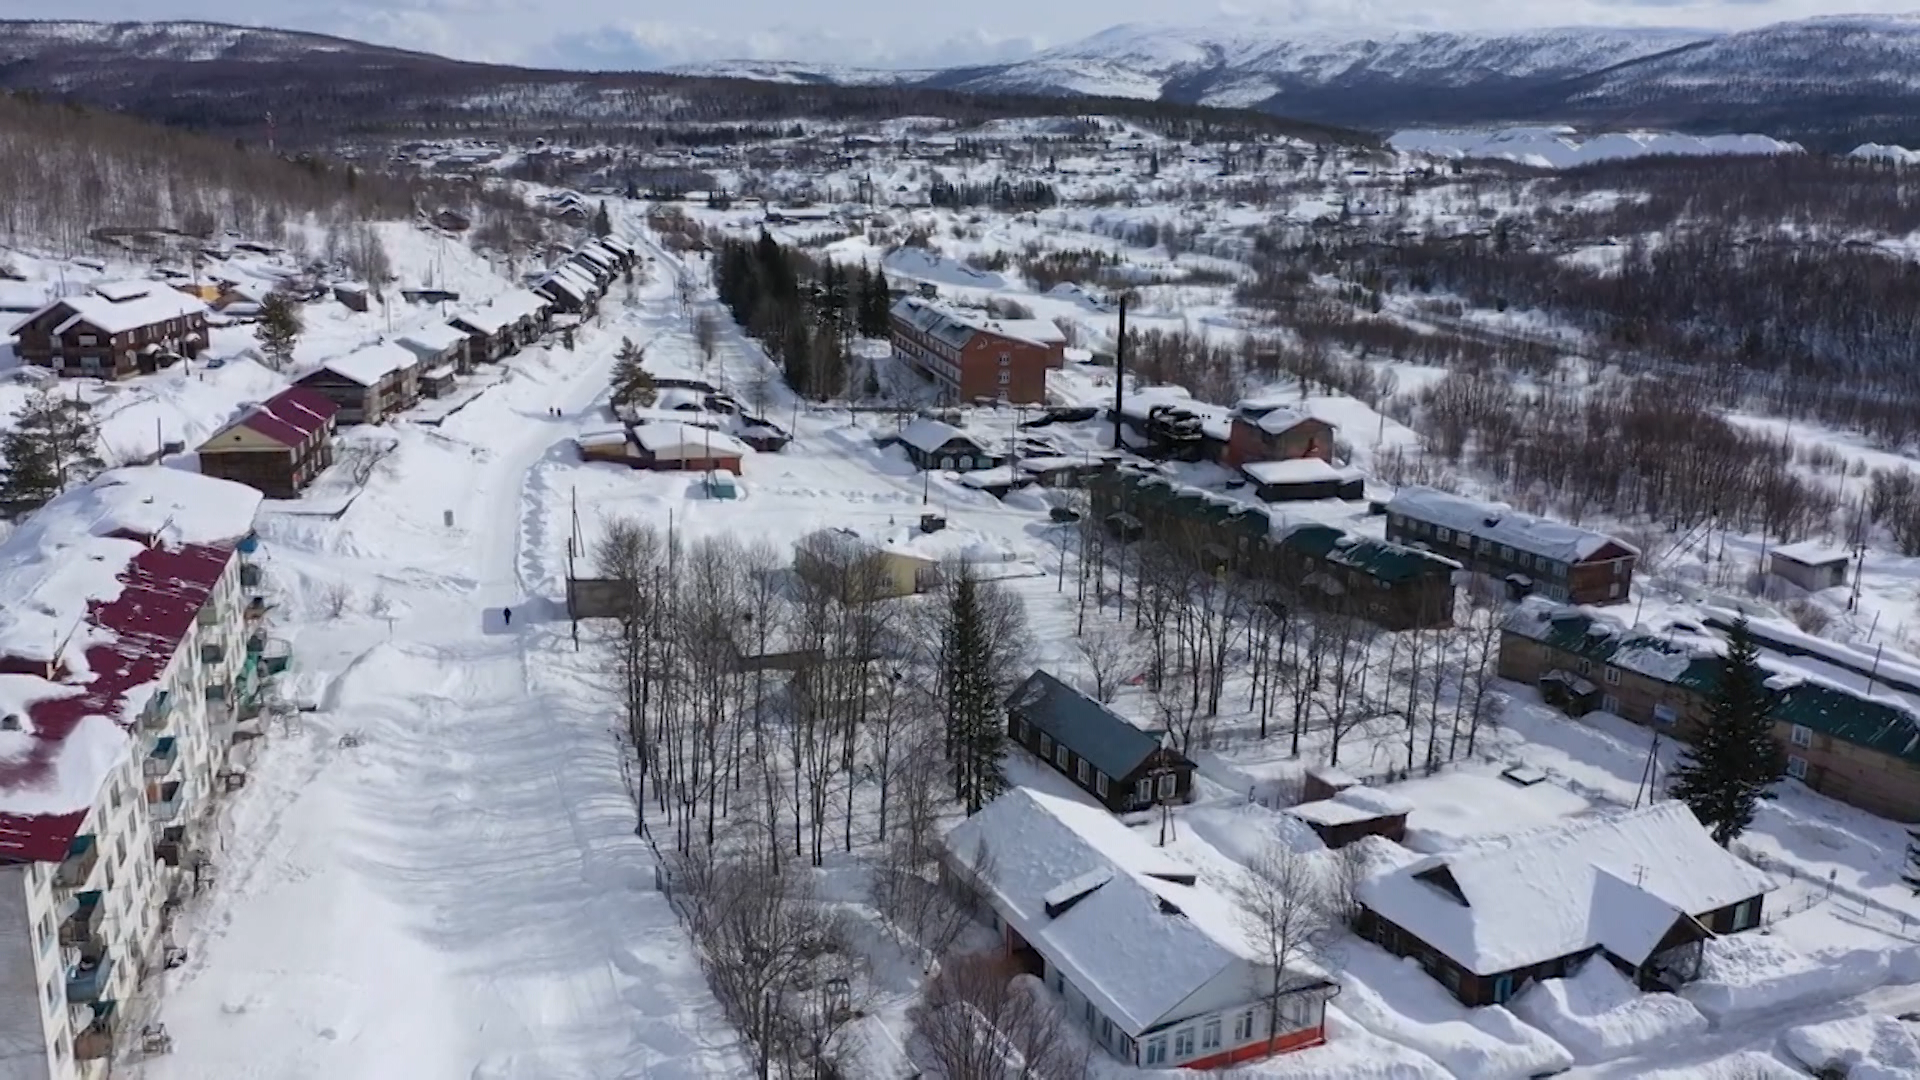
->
[[0, 467, 265, 1079], [1384, 486, 1638, 606], [888, 297, 1062, 405], [8, 282, 209, 380]]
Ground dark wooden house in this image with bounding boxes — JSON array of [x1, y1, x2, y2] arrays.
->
[[1357, 802, 1774, 1007], [9, 282, 209, 379], [1385, 486, 1638, 606], [1005, 670, 1195, 812]]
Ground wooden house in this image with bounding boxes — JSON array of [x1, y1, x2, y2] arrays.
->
[[1385, 486, 1637, 606], [295, 342, 419, 425], [1357, 803, 1774, 1007], [9, 282, 208, 379], [1005, 670, 1195, 812], [793, 528, 942, 602], [891, 417, 1000, 472], [944, 789, 1335, 1070], [629, 422, 749, 473], [1242, 459, 1366, 503], [396, 323, 472, 375], [195, 387, 339, 498], [1284, 768, 1412, 849]]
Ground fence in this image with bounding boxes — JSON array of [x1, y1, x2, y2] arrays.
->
[[1740, 844, 1920, 940]]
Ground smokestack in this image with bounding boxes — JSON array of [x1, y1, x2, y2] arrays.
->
[[1113, 294, 1128, 451]]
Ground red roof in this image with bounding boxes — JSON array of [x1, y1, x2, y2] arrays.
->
[[237, 386, 338, 449], [0, 538, 233, 863]]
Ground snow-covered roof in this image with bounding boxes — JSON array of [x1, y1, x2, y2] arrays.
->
[[896, 417, 979, 455], [1234, 397, 1320, 436], [1116, 387, 1233, 441], [1287, 785, 1415, 828], [9, 283, 207, 337], [451, 289, 548, 335], [1359, 802, 1775, 976], [995, 318, 1066, 347], [945, 788, 1305, 1036], [1242, 458, 1363, 486], [323, 341, 419, 387], [1769, 541, 1851, 568], [631, 422, 749, 459], [0, 468, 260, 860], [395, 323, 469, 355], [1386, 486, 1636, 564], [230, 386, 337, 448]]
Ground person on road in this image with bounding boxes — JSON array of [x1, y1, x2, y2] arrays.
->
[[503, 607, 512, 626]]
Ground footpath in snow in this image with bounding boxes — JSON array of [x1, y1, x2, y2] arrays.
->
[[137, 248, 746, 1080]]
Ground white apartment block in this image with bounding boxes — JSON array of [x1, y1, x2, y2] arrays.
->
[[0, 467, 267, 1080]]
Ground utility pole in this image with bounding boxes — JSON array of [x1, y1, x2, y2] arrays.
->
[[1112, 294, 1128, 451]]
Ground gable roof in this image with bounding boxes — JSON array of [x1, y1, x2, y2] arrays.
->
[[323, 341, 418, 387], [1280, 523, 1460, 584], [395, 323, 469, 355], [944, 788, 1286, 1035], [1502, 600, 1731, 696], [896, 417, 981, 456], [1359, 802, 1774, 976], [235, 386, 338, 448], [1387, 486, 1636, 564], [10, 284, 207, 338], [1006, 670, 1170, 780]]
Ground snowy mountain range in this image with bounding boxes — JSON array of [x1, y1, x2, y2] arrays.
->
[[676, 14, 1920, 148]]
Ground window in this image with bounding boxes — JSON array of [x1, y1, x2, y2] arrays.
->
[[1615, 560, 1630, 578], [1076, 759, 1090, 785], [1144, 1037, 1167, 1065], [1790, 724, 1812, 748], [1202, 1018, 1222, 1051], [78, 334, 98, 346], [1653, 703, 1679, 726], [1134, 778, 1152, 804], [1102, 1017, 1113, 1042], [1787, 755, 1808, 780], [1158, 774, 1177, 799], [1602, 694, 1621, 714], [1500, 544, 1514, 560], [1084, 999, 1094, 1025], [998, 371, 1010, 385], [44, 974, 58, 1011], [1731, 897, 1759, 931], [1095, 772, 1108, 797], [1608, 582, 1623, 599], [1235, 1010, 1255, 1042], [1173, 1027, 1195, 1058], [1577, 658, 1592, 676], [1604, 667, 1620, 686], [1040, 733, 1053, 756], [36, 912, 53, 955], [1436, 526, 1451, 543], [1054, 743, 1068, 770], [999, 353, 1011, 366], [1011, 718, 1026, 742]]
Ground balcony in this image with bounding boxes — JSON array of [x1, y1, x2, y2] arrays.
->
[[74, 1001, 116, 1061], [59, 891, 103, 948], [200, 640, 226, 665], [54, 835, 98, 890], [195, 604, 220, 628], [138, 690, 172, 732], [143, 736, 179, 778], [240, 562, 264, 590], [146, 780, 183, 823], [244, 595, 269, 621], [153, 825, 189, 868], [65, 948, 112, 1004]]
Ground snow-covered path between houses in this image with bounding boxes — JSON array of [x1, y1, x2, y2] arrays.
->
[[134, 252, 746, 1080]]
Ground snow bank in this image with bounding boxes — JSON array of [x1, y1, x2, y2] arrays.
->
[[1682, 933, 1920, 1023], [1339, 948, 1572, 1080], [1634, 1051, 1804, 1080], [1784, 1014, 1920, 1080], [1509, 959, 1706, 1063], [882, 247, 1007, 290], [1389, 126, 1802, 169], [1232, 1008, 1450, 1080]]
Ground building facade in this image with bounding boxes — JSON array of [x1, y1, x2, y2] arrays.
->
[[1223, 400, 1335, 467], [195, 387, 339, 498], [1384, 486, 1637, 606], [0, 468, 270, 1079], [9, 285, 209, 380], [888, 297, 1057, 405], [1005, 671, 1195, 812]]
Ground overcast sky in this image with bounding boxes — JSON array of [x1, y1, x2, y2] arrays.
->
[[10, 0, 1918, 68]]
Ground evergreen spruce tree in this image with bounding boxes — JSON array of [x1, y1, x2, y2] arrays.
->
[[944, 569, 1006, 814], [254, 290, 303, 371], [590, 200, 613, 237], [1668, 617, 1786, 846], [609, 337, 654, 406], [781, 321, 813, 398], [0, 390, 103, 508]]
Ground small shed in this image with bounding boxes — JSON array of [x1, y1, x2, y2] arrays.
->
[[1766, 541, 1851, 593], [419, 365, 457, 399], [704, 471, 740, 500], [333, 283, 370, 313], [1286, 785, 1414, 849], [576, 427, 636, 466], [1243, 458, 1366, 503]]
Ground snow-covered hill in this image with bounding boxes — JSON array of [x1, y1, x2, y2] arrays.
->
[[0, 19, 429, 63], [1389, 126, 1802, 169]]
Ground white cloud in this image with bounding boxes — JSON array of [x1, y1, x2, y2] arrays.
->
[[11, 0, 1920, 68]]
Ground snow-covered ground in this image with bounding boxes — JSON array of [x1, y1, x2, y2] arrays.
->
[[1387, 127, 1802, 168]]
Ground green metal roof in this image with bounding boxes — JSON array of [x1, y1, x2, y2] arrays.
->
[[1504, 606, 1726, 695], [1769, 682, 1920, 766], [1280, 524, 1456, 584]]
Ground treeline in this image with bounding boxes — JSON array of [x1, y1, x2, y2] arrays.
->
[[712, 232, 891, 399], [0, 91, 549, 260], [928, 177, 1058, 210]]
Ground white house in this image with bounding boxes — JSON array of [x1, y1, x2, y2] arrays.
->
[[0, 468, 266, 1079], [943, 789, 1335, 1071]]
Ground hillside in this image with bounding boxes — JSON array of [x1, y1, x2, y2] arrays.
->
[[0, 19, 1370, 148]]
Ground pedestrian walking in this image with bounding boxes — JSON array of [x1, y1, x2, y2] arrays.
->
[[503, 607, 513, 626]]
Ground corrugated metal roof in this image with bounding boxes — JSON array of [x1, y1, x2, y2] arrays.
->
[[1280, 523, 1458, 584], [236, 386, 338, 448]]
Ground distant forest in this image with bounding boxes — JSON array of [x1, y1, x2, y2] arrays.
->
[[0, 92, 552, 261]]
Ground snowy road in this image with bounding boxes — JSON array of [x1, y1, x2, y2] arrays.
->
[[138, 255, 746, 1079]]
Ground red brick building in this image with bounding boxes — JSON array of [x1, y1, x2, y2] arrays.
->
[[888, 297, 1061, 405], [1224, 398, 1335, 467]]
